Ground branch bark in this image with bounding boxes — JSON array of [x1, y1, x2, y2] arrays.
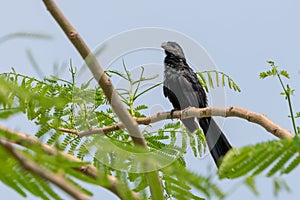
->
[[0, 125, 142, 200], [62, 106, 293, 140], [41, 0, 163, 199], [42, 0, 145, 147]]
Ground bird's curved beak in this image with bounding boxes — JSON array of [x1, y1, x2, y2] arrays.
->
[[161, 42, 168, 49]]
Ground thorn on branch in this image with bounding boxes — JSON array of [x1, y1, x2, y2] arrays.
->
[[69, 31, 77, 39]]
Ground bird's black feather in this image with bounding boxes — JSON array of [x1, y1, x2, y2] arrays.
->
[[162, 41, 232, 166]]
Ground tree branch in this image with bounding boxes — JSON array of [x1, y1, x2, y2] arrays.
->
[[41, 0, 163, 199], [0, 125, 142, 200], [0, 138, 89, 200], [61, 106, 293, 140], [41, 0, 145, 147]]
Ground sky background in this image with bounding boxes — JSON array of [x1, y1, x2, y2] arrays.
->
[[1, 0, 300, 199]]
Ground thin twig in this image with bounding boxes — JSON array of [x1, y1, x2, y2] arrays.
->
[[62, 106, 293, 139], [276, 71, 297, 135], [0, 125, 142, 200]]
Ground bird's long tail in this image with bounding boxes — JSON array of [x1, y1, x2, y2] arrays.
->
[[199, 117, 232, 166]]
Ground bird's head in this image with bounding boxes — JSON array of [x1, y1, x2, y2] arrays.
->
[[161, 41, 185, 60]]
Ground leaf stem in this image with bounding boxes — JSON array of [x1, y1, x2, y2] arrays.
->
[[275, 72, 297, 135]]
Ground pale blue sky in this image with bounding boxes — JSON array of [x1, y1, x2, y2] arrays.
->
[[1, 1, 300, 199]]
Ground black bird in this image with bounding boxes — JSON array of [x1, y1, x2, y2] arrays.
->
[[162, 41, 232, 166]]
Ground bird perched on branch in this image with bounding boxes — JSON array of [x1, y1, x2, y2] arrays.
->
[[162, 41, 232, 167]]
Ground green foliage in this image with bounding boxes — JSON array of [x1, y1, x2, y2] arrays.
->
[[216, 61, 300, 196], [0, 60, 244, 200], [0, 19, 243, 200], [219, 138, 300, 179], [0, 71, 69, 119], [0, 134, 92, 199], [197, 70, 241, 93], [162, 161, 225, 200], [260, 60, 299, 135], [106, 60, 161, 117], [0, 65, 232, 199], [259, 61, 290, 79], [5, 58, 299, 199], [218, 138, 299, 196], [272, 177, 291, 197]]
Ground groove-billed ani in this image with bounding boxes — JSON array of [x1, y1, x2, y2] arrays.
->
[[162, 41, 232, 166]]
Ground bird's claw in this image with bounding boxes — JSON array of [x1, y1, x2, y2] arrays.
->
[[170, 109, 179, 120]]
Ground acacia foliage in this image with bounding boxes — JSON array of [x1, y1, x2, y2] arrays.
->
[[0, 61, 298, 199]]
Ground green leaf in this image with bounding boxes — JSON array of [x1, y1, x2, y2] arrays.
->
[[197, 72, 208, 92], [197, 70, 241, 92], [271, 66, 278, 75], [215, 71, 219, 87], [282, 154, 300, 174], [133, 82, 161, 101], [280, 70, 290, 79], [273, 177, 291, 197], [228, 77, 233, 89], [0, 109, 21, 118], [245, 176, 259, 196], [259, 71, 269, 79], [207, 71, 214, 88]]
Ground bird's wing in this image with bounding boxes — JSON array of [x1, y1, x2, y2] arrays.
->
[[163, 68, 200, 132], [182, 67, 207, 108], [164, 69, 199, 109]]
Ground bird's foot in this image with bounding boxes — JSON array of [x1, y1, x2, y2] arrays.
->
[[170, 109, 179, 120]]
